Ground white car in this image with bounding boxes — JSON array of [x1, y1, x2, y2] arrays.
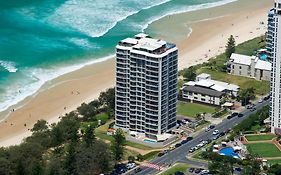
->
[[212, 130, 219, 135], [126, 163, 136, 169], [258, 98, 263, 103]]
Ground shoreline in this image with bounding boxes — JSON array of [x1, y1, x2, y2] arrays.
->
[[0, 0, 273, 147]]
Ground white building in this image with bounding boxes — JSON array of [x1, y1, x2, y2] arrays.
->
[[181, 74, 239, 106], [115, 34, 178, 139], [227, 53, 271, 81], [270, 0, 281, 134]]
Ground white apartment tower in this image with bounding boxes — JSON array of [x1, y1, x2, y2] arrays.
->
[[115, 34, 178, 139], [270, 0, 281, 133]]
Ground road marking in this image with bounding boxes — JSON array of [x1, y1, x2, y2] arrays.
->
[[141, 162, 165, 171]]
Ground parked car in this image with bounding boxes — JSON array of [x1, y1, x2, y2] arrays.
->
[[175, 143, 182, 148], [238, 113, 244, 117], [212, 130, 219, 135], [181, 140, 188, 144], [219, 132, 225, 137], [158, 152, 165, 157], [189, 148, 195, 153], [250, 107, 256, 112], [189, 168, 195, 173], [264, 95, 270, 101], [227, 115, 233, 119], [258, 98, 263, 103], [231, 112, 239, 117], [186, 137, 193, 141], [212, 135, 219, 140], [246, 104, 252, 109], [194, 168, 204, 174], [126, 162, 136, 170], [175, 172, 184, 175], [134, 167, 142, 173], [182, 119, 189, 124]]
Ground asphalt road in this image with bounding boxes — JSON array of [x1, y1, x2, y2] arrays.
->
[[134, 99, 270, 175]]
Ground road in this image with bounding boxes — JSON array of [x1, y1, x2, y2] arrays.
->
[[134, 99, 270, 175]]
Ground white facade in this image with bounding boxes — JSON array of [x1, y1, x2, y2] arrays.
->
[[270, 0, 281, 134], [228, 53, 271, 81], [115, 34, 178, 139]]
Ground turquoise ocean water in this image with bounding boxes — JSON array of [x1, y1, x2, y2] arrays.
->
[[0, 0, 237, 112]]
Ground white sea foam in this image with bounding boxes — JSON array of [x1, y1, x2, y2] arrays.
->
[[0, 54, 114, 112], [0, 60, 18, 73], [46, 0, 172, 37], [0, 0, 239, 114]]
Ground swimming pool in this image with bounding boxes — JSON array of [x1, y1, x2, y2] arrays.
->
[[219, 147, 240, 159], [259, 54, 268, 61], [143, 139, 156, 143]]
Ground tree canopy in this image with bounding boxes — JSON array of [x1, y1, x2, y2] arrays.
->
[[226, 35, 236, 59]]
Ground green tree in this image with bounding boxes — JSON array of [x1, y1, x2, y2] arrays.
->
[[99, 88, 115, 110], [83, 124, 96, 147], [76, 141, 114, 175], [0, 157, 11, 175], [238, 87, 255, 106], [183, 66, 196, 81], [268, 164, 281, 175], [30, 161, 43, 175], [128, 156, 135, 163], [31, 120, 48, 133], [226, 35, 236, 58], [64, 142, 77, 175], [111, 129, 126, 162]]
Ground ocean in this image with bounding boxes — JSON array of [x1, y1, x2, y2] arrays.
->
[[0, 0, 237, 112]]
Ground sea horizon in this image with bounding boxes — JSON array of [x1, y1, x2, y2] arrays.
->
[[0, 0, 237, 115]]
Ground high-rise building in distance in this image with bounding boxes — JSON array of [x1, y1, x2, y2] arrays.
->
[[270, 0, 281, 133]]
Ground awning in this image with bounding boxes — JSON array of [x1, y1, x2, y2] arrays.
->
[[222, 102, 234, 107], [156, 133, 172, 142]]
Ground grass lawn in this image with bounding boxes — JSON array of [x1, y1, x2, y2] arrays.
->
[[245, 134, 276, 141], [140, 151, 161, 161], [197, 68, 270, 95], [95, 120, 114, 142], [268, 159, 281, 165], [246, 143, 281, 157], [95, 120, 152, 150], [177, 101, 217, 117], [159, 163, 189, 175], [96, 113, 109, 123]]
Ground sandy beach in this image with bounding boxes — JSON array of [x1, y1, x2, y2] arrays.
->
[[0, 0, 273, 147]]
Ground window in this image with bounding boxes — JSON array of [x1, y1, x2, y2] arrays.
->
[[239, 66, 242, 69]]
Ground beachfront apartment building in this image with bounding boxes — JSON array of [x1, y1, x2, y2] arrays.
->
[[227, 53, 271, 81], [270, 0, 281, 134], [115, 33, 178, 139]]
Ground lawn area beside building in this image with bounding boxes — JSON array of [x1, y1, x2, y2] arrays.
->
[[245, 134, 276, 141], [95, 120, 153, 150], [246, 143, 281, 158], [197, 68, 270, 95], [159, 163, 189, 175], [177, 101, 217, 118], [268, 159, 281, 165]]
